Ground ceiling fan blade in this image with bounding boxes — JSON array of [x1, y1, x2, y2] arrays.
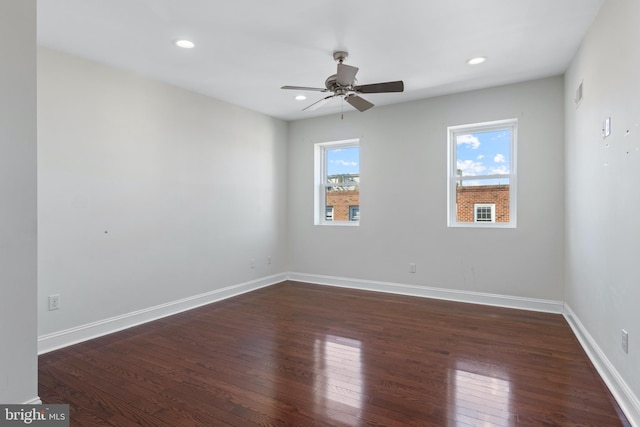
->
[[281, 85, 328, 92], [353, 80, 404, 93], [336, 63, 359, 86], [303, 95, 335, 111], [346, 94, 374, 112]]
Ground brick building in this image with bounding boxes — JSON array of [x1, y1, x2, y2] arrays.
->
[[456, 184, 510, 223], [325, 174, 360, 221], [325, 178, 510, 223], [325, 189, 360, 221]]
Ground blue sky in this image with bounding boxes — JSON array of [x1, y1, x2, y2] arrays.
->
[[327, 147, 359, 175], [456, 129, 511, 178], [323, 132, 509, 178]]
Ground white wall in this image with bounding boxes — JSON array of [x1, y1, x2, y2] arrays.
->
[[37, 48, 288, 336], [288, 77, 565, 301], [564, 0, 640, 418], [0, 1, 39, 404]]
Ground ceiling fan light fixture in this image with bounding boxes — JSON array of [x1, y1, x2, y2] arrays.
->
[[174, 39, 195, 49], [467, 56, 487, 65], [295, 95, 307, 101]]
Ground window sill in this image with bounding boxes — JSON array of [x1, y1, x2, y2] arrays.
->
[[448, 222, 516, 229], [316, 221, 360, 227]]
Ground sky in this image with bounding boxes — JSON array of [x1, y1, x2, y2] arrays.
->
[[456, 129, 511, 182], [324, 130, 509, 179], [326, 146, 359, 175]]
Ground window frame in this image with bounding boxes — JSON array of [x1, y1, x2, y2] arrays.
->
[[474, 203, 496, 223], [447, 119, 517, 228], [314, 138, 360, 226]]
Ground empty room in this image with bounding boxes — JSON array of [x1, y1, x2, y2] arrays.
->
[[1, 0, 639, 425]]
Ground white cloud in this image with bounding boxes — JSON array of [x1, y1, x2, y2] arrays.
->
[[489, 165, 509, 175], [457, 159, 486, 176], [477, 154, 485, 160], [457, 134, 480, 149], [331, 160, 357, 167], [493, 153, 506, 163]]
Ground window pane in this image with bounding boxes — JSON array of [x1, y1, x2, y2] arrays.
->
[[322, 144, 359, 223], [449, 119, 516, 228], [455, 179, 510, 223], [325, 185, 359, 222], [326, 146, 360, 184], [456, 129, 510, 177], [316, 140, 360, 225]]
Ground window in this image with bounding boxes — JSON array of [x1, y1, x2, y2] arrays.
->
[[349, 206, 360, 221], [448, 119, 517, 228], [325, 206, 334, 221], [314, 139, 360, 225], [474, 203, 495, 223]]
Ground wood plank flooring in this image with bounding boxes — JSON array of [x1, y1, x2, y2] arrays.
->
[[39, 281, 630, 426]]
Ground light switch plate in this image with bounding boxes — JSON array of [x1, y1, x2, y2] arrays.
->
[[603, 117, 611, 138]]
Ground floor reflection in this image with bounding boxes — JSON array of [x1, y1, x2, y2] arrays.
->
[[448, 360, 511, 426], [313, 334, 364, 421]]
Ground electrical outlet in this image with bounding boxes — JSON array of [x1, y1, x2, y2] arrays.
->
[[267, 256, 272, 265], [622, 329, 629, 354], [409, 263, 416, 273], [48, 294, 60, 311], [250, 259, 255, 269]]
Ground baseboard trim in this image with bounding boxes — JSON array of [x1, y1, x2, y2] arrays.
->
[[287, 272, 565, 314], [38, 273, 288, 355], [24, 397, 42, 405], [563, 304, 639, 426]]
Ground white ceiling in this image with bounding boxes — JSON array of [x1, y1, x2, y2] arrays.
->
[[37, 0, 604, 121]]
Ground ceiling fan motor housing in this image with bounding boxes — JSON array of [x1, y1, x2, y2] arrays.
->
[[325, 75, 353, 94]]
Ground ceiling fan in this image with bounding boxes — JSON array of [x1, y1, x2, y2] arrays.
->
[[281, 51, 404, 113]]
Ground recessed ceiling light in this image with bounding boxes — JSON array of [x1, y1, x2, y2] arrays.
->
[[295, 95, 307, 101], [467, 56, 487, 65], [174, 39, 195, 49]]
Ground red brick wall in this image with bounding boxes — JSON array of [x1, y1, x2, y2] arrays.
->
[[326, 189, 359, 221], [456, 185, 510, 222], [324, 185, 510, 223]]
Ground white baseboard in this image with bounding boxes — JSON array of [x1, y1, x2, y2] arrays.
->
[[287, 272, 565, 313], [564, 304, 639, 426], [23, 397, 42, 405], [37, 273, 288, 355]]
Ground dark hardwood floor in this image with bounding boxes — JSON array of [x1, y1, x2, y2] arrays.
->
[[39, 281, 630, 426]]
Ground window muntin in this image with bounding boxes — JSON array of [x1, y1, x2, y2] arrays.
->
[[314, 139, 360, 226], [448, 119, 517, 228], [474, 203, 495, 223]]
